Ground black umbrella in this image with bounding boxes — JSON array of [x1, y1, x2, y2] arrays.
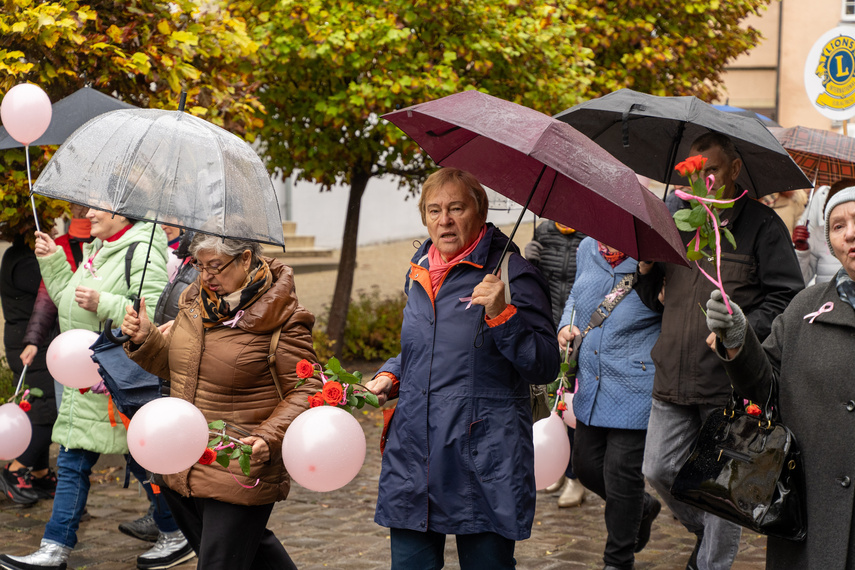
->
[[554, 89, 811, 198], [0, 86, 135, 149]]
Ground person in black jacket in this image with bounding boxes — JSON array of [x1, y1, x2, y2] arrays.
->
[[524, 220, 588, 507], [0, 231, 58, 506], [635, 132, 803, 570]]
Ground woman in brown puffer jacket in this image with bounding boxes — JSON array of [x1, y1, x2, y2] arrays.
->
[[122, 233, 321, 570]]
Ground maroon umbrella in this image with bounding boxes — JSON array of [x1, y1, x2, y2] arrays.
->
[[769, 125, 855, 188], [382, 90, 688, 266]]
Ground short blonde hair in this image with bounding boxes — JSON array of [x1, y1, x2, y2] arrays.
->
[[418, 168, 489, 226]]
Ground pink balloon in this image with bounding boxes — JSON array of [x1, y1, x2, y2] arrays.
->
[[0, 83, 52, 145], [533, 412, 571, 490], [127, 398, 209, 474], [46, 329, 102, 389], [562, 391, 577, 429], [0, 403, 32, 460], [282, 406, 366, 492]]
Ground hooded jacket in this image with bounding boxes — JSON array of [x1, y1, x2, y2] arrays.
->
[[527, 221, 587, 327], [374, 224, 560, 541], [127, 257, 321, 505], [38, 222, 168, 454]]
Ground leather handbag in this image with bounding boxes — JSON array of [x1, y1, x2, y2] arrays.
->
[[670, 390, 807, 541]]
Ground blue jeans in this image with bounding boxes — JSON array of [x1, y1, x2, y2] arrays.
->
[[643, 399, 742, 570], [128, 458, 179, 533], [43, 447, 100, 548], [390, 528, 515, 570]]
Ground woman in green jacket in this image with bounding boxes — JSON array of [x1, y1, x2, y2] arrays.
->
[[0, 210, 168, 570]]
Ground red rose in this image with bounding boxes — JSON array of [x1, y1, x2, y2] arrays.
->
[[674, 159, 690, 177], [557, 401, 567, 412], [745, 404, 761, 417], [688, 155, 707, 173], [198, 448, 217, 465], [308, 393, 324, 408], [322, 381, 344, 405], [18, 401, 31, 412], [296, 359, 316, 379]]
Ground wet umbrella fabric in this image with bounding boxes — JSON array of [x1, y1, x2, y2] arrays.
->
[[32, 107, 284, 247], [712, 104, 782, 127], [382, 90, 687, 265], [769, 125, 855, 188], [555, 89, 811, 198], [0, 86, 135, 150]]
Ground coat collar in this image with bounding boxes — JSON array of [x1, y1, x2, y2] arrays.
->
[[803, 279, 855, 329]]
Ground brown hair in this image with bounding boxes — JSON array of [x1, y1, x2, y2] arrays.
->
[[418, 168, 489, 225], [690, 132, 740, 164]]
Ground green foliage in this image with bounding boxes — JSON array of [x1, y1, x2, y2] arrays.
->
[[572, 0, 771, 100], [0, 356, 15, 404], [314, 288, 406, 362], [207, 420, 253, 476], [0, 0, 262, 235]]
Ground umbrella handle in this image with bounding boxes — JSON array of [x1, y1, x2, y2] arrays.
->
[[103, 296, 141, 345]]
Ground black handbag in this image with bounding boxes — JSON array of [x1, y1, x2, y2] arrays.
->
[[670, 390, 807, 541]]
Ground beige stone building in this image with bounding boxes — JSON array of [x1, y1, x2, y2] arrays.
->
[[720, 0, 855, 129]]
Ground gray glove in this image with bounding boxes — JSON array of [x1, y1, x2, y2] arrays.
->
[[524, 240, 543, 263], [706, 289, 747, 349]]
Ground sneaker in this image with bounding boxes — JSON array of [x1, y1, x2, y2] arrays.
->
[[544, 475, 566, 494], [0, 539, 71, 570], [119, 507, 159, 542], [0, 465, 38, 506], [30, 470, 57, 501], [557, 477, 586, 508], [634, 494, 661, 553], [136, 531, 195, 570]]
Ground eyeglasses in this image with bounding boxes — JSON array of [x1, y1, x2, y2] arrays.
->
[[191, 255, 239, 275]]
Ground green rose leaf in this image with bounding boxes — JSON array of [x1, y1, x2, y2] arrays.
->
[[363, 392, 380, 408], [209, 420, 225, 430], [216, 452, 230, 469], [238, 453, 251, 477]]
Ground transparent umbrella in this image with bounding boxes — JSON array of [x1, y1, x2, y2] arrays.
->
[[32, 107, 284, 247]]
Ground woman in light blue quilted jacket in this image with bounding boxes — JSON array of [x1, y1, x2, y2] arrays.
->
[[0, 210, 168, 570], [557, 237, 662, 570]]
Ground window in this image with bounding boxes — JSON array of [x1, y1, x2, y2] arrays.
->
[[844, 0, 855, 21]]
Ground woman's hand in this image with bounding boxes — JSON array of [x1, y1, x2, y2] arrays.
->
[[471, 273, 506, 319], [365, 375, 393, 406], [557, 325, 581, 352], [121, 297, 151, 344], [20, 345, 38, 366], [157, 320, 174, 339], [74, 286, 100, 312], [240, 436, 270, 463], [34, 231, 57, 258]]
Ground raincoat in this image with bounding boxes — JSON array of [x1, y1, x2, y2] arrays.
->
[[374, 224, 559, 540]]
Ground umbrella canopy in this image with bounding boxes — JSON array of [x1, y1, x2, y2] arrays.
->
[[768, 125, 855, 188], [0, 86, 135, 150], [555, 89, 811, 198], [32, 107, 284, 247], [712, 104, 782, 127], [382, 90, 688, 265]]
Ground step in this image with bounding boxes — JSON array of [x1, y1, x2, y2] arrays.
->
[[282, 235, 316, 250]]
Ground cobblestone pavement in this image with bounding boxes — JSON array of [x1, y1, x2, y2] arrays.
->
[[0, 379, 768, 570]]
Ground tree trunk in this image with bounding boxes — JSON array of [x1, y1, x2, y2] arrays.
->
[[326, 167, 371, 357]]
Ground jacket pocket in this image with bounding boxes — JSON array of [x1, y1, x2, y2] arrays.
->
[[469, 418, 499, 482]]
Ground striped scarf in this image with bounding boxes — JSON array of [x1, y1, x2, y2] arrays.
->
[[199, 259, 273, 328]]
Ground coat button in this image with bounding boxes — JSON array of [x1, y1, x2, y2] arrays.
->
[[594, 350, 598, 355], [847, 401, 855, 412], [422, 389, 426, 395], [840, 476, 851, 488]]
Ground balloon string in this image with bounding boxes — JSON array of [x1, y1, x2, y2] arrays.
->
[[24, 145, 40, 233]]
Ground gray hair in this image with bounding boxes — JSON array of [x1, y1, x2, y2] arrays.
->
[[188, 233, 262, 263]]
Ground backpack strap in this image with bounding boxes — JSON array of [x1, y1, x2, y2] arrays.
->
[[267, 324, 285, 400], [124, 241, 139, 291]]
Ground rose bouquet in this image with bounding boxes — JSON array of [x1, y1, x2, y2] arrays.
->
[[296, 357, 380, 412], [1, 366, 42, 410], [671, 155, 747, 314], [202, 420, 254, 477]]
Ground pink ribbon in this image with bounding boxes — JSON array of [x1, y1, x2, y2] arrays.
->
[[222, 309, 245, 328], [803, 302, 833, 324], [459, 296, 473, 309], [83, 256, 100, 279]]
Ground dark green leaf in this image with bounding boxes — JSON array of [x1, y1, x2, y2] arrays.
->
[[229, 448, 241, 460], [363, 392, 380, 407], [722, 227, 737, 250], [673, 209, 695, 232], [239, 453, 251, 477], [29, 387, 44, 397], [216, 452, 230, 469], [688, 207, 707, 227]]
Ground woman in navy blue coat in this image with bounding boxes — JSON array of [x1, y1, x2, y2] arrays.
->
[[366, 168, 560, 570]]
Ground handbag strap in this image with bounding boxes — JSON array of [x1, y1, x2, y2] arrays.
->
[[267, 324, 285, 401], [580, 271, 638, 337]]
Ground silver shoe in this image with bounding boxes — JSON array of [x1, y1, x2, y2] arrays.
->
[[136, 531, 195, 570], [0, 539, 71, 569]]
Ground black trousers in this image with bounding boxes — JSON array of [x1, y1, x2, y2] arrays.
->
[[161, 486, 297, 570], [17, 423, 52, 470], [573, 421, 649, 570]]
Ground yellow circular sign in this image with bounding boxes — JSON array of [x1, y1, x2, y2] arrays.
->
[[805, 27, 855, 120]]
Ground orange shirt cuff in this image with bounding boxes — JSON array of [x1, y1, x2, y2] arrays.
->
[[375, 371, 400, 400], [486, 304, 517, 327]]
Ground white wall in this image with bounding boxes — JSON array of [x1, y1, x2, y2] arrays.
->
[[275, 174, 527, 249]]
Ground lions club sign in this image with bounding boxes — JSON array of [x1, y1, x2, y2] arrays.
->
[[805, 27, 855, 120]]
